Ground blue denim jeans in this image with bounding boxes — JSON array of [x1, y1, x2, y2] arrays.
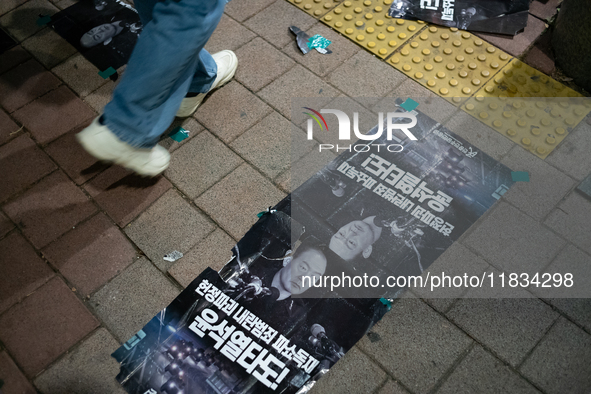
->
[[102, 0, 226, 148]]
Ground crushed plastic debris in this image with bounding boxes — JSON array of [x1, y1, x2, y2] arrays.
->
[[163, 250, 183, 262], [290, 26, 332, 55]]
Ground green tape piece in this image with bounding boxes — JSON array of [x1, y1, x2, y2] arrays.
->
[[168, 126, 189, 142], [379, 298, 392, 310], [307, 34, 331, 50], [400, 98, 419, 112], [98, 66, 117, 79], [36, 15, 52, 26], [511, 171, 530, 182]]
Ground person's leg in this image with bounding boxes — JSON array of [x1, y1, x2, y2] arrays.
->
[[101, 0, 226, 148]]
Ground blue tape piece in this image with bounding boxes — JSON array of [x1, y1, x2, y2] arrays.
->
[[36, 15, 52, 26], [379, 298, 392, 310], [307, 34, 331, 50], [168, 126, 189, 142], [400, 98, 419, 112], [98, 67, 117, 79], [511, 171, 530, 182]]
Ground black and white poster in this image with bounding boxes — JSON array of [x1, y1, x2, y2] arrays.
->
[[112, 105, 515, 393], [112, 267, 387, 394], [388, 0, 530, 35], [290, 106, 515, 297], [49, 0, 141, 71]]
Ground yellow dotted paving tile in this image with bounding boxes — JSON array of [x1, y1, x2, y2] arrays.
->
[[389, 26, 512, 105], [321, 0, 426, 58], [288, 0, 344, 18], [461, 61, 590, 159]]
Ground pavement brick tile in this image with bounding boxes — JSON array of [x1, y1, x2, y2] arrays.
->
[[244, 0, 317, 49], [42, 213, 137, 297], [165, 130, 243, 198], [547, 298, 591, 335], [277, 147, 337, 192], [257, 65, 339, 119], [158, 116, 204, 153], [0, 0, 28, 16], [520, 317, 591, 393], [529, 0, 561, 21], [204, 14, 256, 54], [437, 345, 540, 394], [546, 119, 591, 181], [0, 59, 61, 113], [235, 37, 296, 92], [0, 232, 54, 314], [0, 45, 31, 75], [475, 14, 546, 57], [54, 0, 77, 9], [463, 202, 565, 274], [231, 111, 314, 178], [4, 170, 97, 249], [282, 22, 361, 78], [168, 228, 236, 288], [34, 328, 127, 394], [83, 80, 116, 113], [0, 351, 36, 394], [0, 211, 14, 239], [89, 257, 180, 342], [544, 191, 591, 255], [84, 165, 171, 227], [13, 85, 96, 145], [532, 244, 591, 302], [21, 28, 77, 69], [523, 45, 555, 76], [0, 277, 99, 377], [411, 243, 489, 313], [195, 81, 273, 143], [500, 146, 576, 220], [377, 380, 410, 394], [195, 163, 286, 240], [44, 122, 110, 185], [0, 0, 59, 42], [0, 134, 57, 203], [447, 296, 559, 367], [358, 297, 473, 394], [373, 79, 459, 124], [522, 30, 555, 76], [224, 0, 275, 22], [52, 53, 109, 97], [328, 51, 407, 107], [125, 190, 215, 271], [0, 108, 20, 146], [310, 347, 387, 394], [443, 111, 514, 161]]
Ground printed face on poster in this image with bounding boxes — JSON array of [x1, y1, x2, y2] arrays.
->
[[111, 101, 515, 394], [49, 0, 141, 71]]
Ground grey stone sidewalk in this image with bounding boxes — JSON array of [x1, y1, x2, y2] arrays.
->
[[1, 0, 591, 393]]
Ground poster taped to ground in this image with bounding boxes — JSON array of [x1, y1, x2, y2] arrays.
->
[[112, 103, 515, 393], [389, 0, 530, 35], [48, 0, 141, 72]]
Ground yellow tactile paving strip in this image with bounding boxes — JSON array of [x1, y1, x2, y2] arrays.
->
[[461, 61, 589, 158], [320, 0, 427, 58], [288, 0, 344, 18], [389, 26, 511, 105], [285, 0, 590, 158]]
